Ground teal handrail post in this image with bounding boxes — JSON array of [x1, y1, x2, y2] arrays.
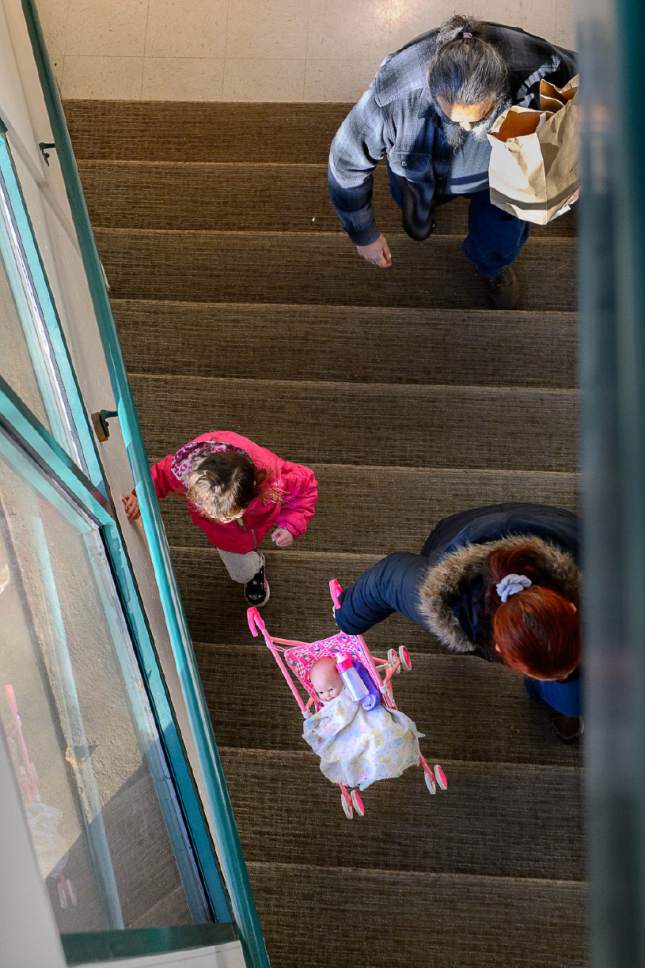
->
[[19, 3, 270, 965], [578, 0, 645, 965]]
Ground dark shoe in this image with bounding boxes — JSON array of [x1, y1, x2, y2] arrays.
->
[[482, 266, 520, 310], [551, 714, 584, 744], [244, 560, 270, 607]]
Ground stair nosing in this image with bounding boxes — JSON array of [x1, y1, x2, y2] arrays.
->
[[218, 745, 583, 775], [79, 158, 327, 170], [112, 295, 578, 318], [244, 858, 586, 888], [152, 457, 579, 478], [131, 371, 579, 396], [95, 225, 576, 242]]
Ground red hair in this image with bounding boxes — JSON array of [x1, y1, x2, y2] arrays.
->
[[486, 544, 580, 680]]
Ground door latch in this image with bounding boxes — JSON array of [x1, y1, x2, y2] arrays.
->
[[91, 409, 118, 442], [38, 141, 56, 166]]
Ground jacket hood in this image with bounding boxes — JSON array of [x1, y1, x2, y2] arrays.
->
[[417, 534, 581, 653]]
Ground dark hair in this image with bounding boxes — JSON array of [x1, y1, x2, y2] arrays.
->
[[485, 544, 580, 680], [428, 15, 509, 106]]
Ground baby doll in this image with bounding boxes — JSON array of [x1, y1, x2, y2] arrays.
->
[[309, 657, 344, 704], [303, 656, 422, 792]]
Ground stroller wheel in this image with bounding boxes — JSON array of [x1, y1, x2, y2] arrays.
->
[[424, 770, 437, 795], [351, 789, 365, 817], [341, 790, 353, 819], [399, 646, 412, 671], [434, 764, 448, 791]]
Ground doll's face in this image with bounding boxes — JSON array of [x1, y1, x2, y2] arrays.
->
[[310, 658, 344, 703]]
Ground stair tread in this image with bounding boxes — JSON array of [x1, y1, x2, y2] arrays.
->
[[114, 299, 577, 388], [97, 229, 576, 310], [159, 462, 578, 554], [77, 159, 576, 236], [65, 100, 352, 163], [246, 861, 587, 968], [130, 373, 578, 472], [218, 747, 583, 880], [172, 546, 556, 652], [196, 643, 581, 767]]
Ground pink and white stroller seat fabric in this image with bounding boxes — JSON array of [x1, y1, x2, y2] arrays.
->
[[247, 579, 448, 819]]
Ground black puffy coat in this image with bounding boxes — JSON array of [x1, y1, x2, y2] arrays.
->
[[336, 503, 580, 661]]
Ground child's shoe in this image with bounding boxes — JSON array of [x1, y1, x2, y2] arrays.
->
[[245, 558, 270, 607]]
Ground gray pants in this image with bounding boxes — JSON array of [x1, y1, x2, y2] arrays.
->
[[217, 548, 263, 583]]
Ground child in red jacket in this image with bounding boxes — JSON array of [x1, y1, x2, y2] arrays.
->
[[122, 431, 318, 606]]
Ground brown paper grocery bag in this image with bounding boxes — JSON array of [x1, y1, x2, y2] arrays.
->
[[487, 74, 579, 224]]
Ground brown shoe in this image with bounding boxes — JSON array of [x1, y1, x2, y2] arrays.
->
[[551, 713, 584, 744], [483, 266, 520, 310]]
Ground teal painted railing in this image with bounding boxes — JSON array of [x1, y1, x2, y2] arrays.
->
[[18, 2, 270, 965]]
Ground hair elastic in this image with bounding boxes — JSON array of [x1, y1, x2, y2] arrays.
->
[[496, 573, 532, 604]]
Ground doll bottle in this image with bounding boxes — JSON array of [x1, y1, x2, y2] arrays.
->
[[336, 657, 378, 711]]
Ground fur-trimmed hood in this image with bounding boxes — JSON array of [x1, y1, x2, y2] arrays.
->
[[417, 534, 581, 654]]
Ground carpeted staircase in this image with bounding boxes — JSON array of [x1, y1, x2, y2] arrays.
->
[[66, 100, 585, 967]]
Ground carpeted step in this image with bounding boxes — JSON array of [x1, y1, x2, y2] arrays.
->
[[130, 374, 578, 472], [97, 229, 576, 310], [64, 100, 350, 163], [196, 643, 582, 768], [115, 300, 578, 389], [159, 463, 578, 554], [219, 748, 583, 881], [78, 160, 576, 237], [171, 547, 567, 654], [247, 862, 587, 968]]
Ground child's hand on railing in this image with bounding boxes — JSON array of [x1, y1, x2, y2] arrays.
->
[[271, 527, 294, 548], [122, 491, 140, 522]]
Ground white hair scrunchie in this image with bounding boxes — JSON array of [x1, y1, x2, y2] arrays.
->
[[496, 573, 532, 604]]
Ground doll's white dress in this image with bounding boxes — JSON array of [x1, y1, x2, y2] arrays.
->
[[303, 689, 422, 790]]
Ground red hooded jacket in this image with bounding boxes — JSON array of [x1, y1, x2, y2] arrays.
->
[[150, 431, 318, 553]]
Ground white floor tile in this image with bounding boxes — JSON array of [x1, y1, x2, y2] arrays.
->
[[62, 55, 143, 98], [142, 57, 225, 99], [222, 58, 305, 100], [226, 0, 310, 60], [304, 57, 382, 102], [65, 0, 148, 57], [308, 0, 390, 61], [145, 0, 228, 58]]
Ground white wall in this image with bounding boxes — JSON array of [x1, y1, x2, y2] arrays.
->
[[37, 0, 576, 101]]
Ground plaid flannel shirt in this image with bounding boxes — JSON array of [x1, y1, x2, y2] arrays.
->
[[328, 23, 577, 245]]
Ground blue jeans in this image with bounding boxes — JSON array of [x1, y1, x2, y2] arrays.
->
[[387, 172, 531, 277], [524, 673, 582, 718]]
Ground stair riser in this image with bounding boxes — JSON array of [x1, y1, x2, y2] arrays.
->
[[115, 300, 578, 389], [196, 644, 582, 767], [80, 161, 576, 236], [98, 231, 577, 311], [159, 464, 579, 554], [131, 374, 579, 472]]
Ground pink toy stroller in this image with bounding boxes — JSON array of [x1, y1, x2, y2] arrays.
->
[[247, 578, 448, 819]]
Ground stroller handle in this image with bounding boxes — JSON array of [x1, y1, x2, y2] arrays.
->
[[246, 606, 267, 638], [329, 578, 343, 610]]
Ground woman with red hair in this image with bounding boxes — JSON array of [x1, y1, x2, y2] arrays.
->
[[335, 503, 582, 742]]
